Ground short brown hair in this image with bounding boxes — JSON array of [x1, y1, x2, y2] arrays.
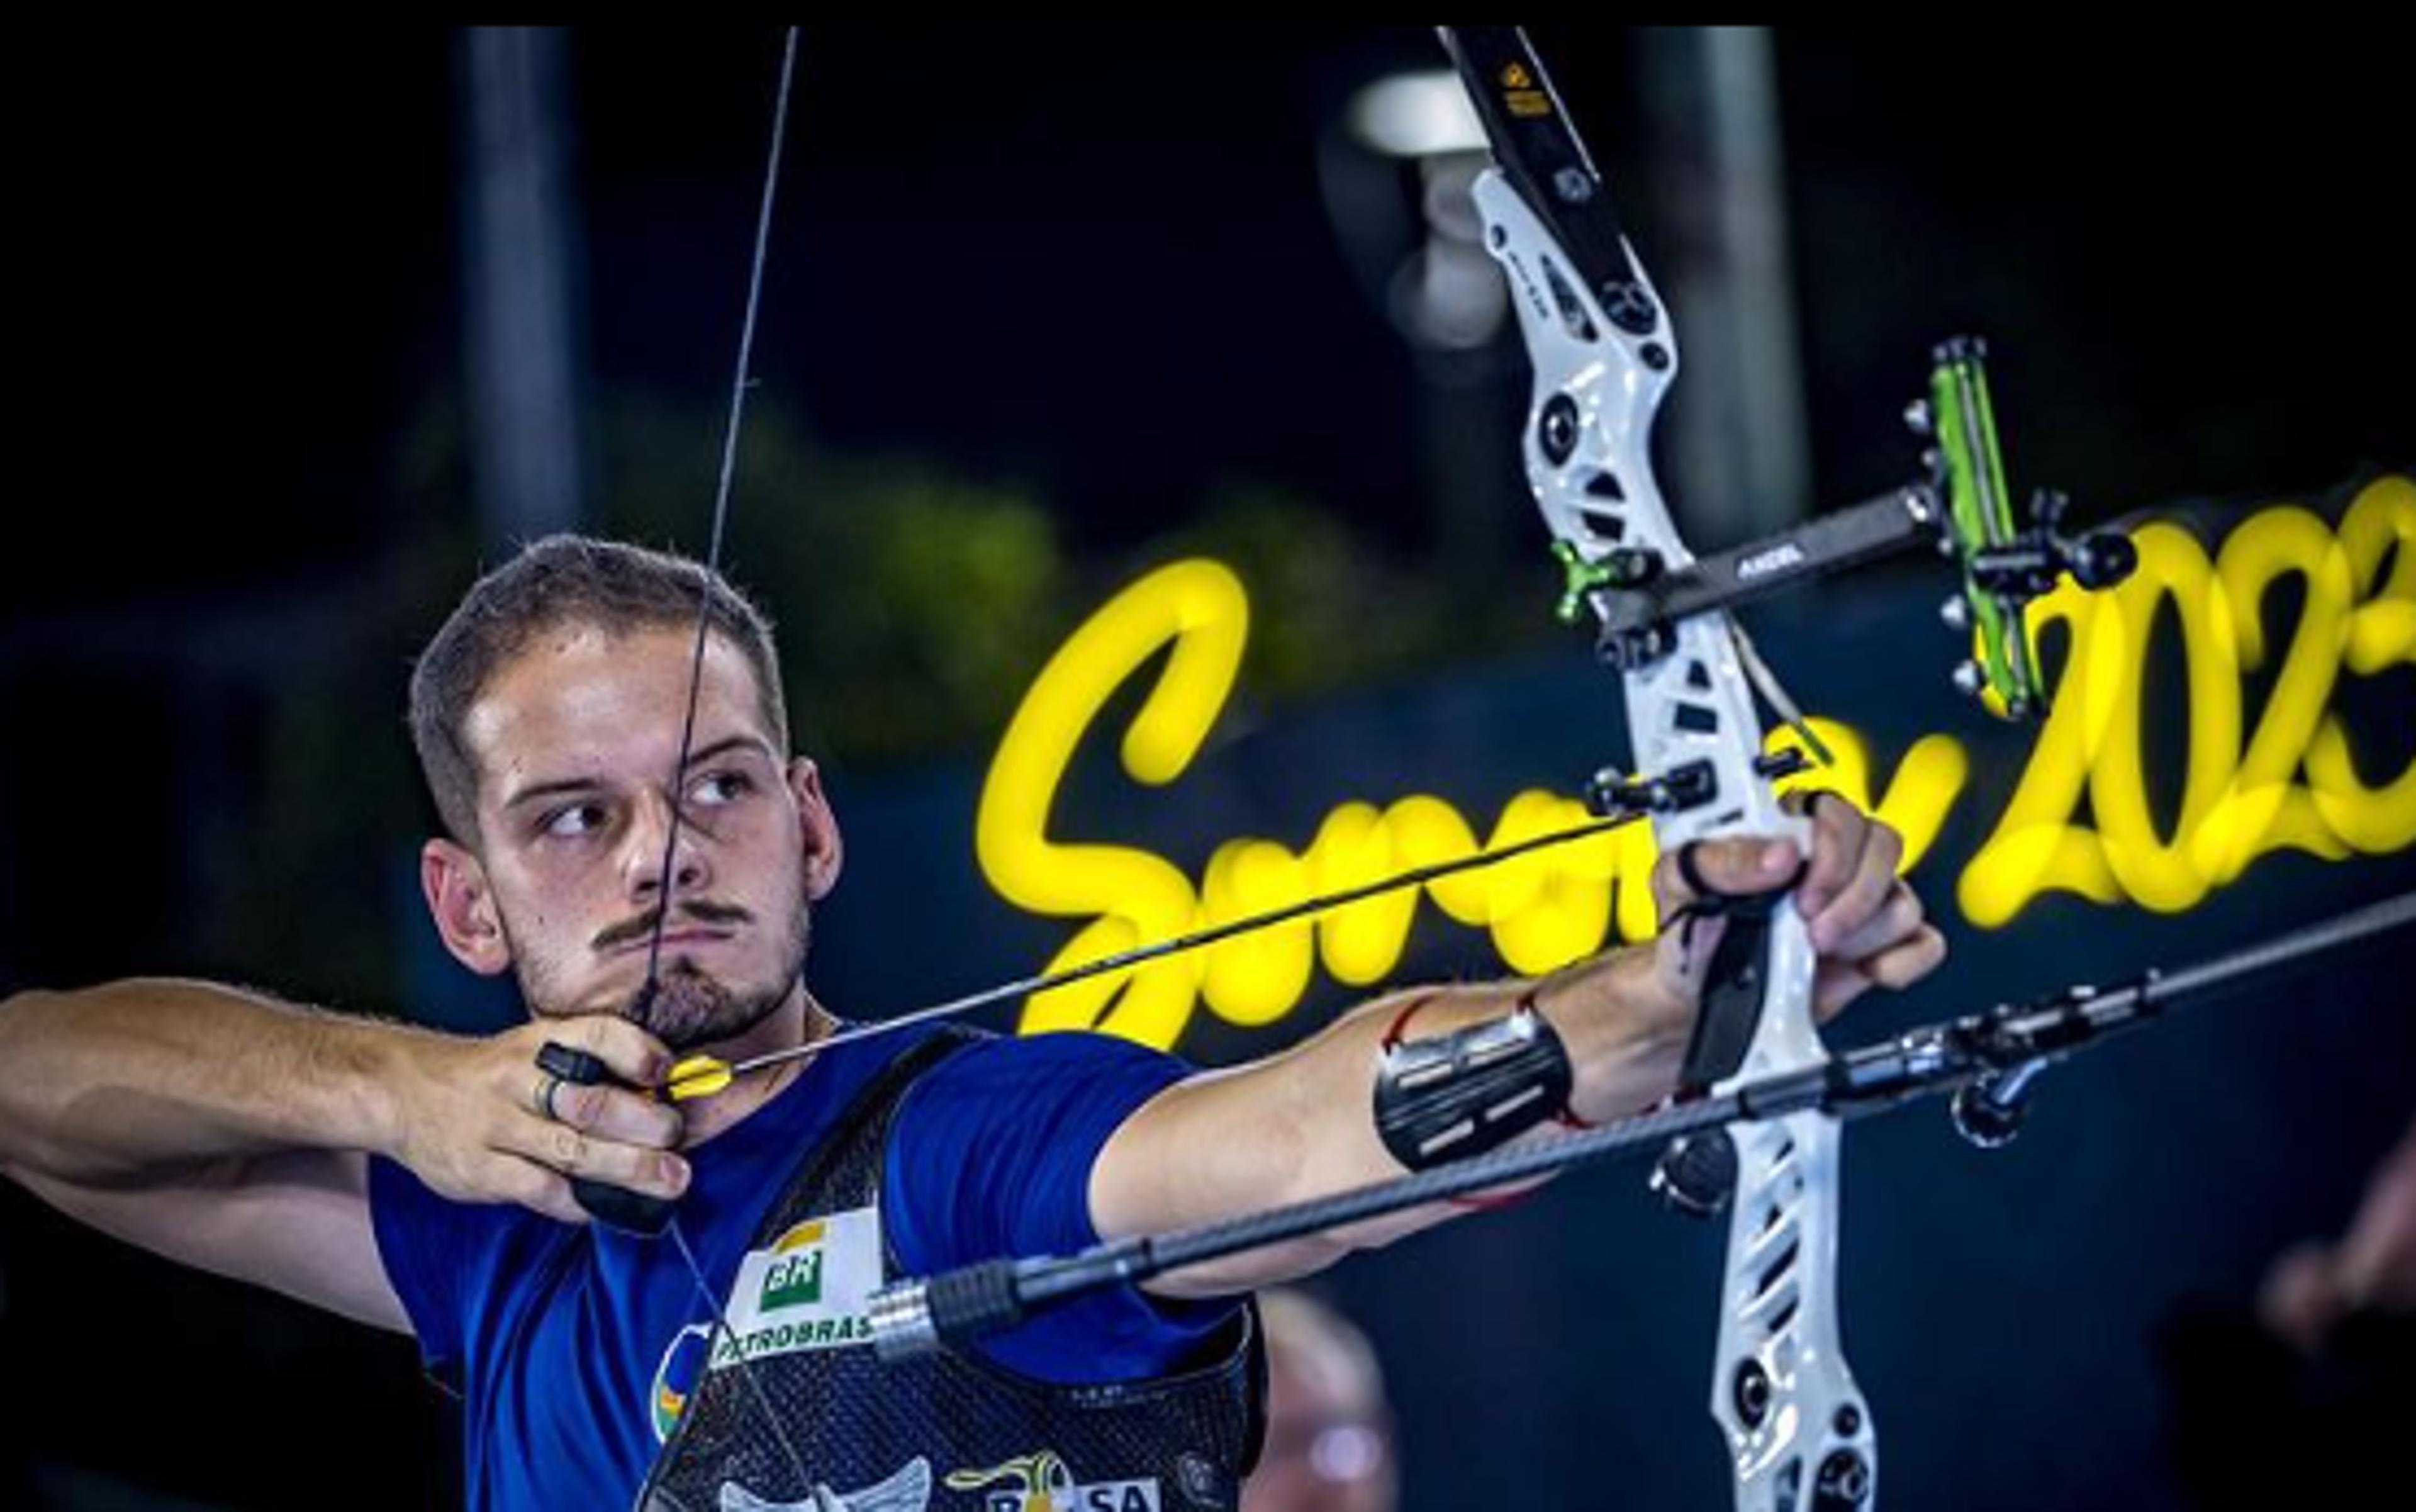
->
[[408, 535, 788, 843]]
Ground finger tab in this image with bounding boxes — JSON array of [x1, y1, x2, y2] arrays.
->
[[536, 1042, 608, 1084]]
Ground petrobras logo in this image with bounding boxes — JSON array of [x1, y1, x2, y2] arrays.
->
[[758, 1218, 827, 1311], [714, 1205, 885, 1368]]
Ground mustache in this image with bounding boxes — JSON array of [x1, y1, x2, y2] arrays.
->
[[592, 899, 754, 953]]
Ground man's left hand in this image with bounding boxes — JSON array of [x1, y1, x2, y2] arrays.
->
[[1645, 793, 1947, 1028]]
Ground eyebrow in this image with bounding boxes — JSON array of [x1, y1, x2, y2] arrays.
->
[[499, 734, 779, 813]]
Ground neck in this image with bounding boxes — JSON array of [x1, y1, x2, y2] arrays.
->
[[679, 980, 832, 1146]]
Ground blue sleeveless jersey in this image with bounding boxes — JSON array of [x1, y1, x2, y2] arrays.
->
[[371, 1024, 1238, 1511]]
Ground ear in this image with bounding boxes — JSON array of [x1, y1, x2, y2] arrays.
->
[[420, 837, 514, 977], [786, 757, 844, 902]]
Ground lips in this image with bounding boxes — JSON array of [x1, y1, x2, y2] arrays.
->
[[607, 927, 734, 957]]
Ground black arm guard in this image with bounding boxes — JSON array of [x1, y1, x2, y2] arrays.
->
[[1373, 1002, 1575, 1170]]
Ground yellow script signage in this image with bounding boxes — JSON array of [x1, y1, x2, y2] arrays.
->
[[978, 478, 2413, 1049]]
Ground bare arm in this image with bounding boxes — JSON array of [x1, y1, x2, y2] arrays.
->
[[1093, 801, 1946, 1296], [0, 980, 416, 1328], [0, 979, 688, 1330], [1094, 946, 1686, 1296]]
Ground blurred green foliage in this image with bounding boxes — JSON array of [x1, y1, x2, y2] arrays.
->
[[598, 395, 1070, 765], [586, 393, 1530, 767]]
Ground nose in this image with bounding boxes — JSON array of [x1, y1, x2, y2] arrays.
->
[[621, 785, 712, 906]]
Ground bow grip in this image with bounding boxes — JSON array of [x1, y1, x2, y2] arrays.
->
[[536, 1041, 677, 1237], [1652, 852, 1811, 1217]]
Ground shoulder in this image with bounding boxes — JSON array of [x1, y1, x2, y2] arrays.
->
[[895, 1029, 1197, 1152], [882, 1030, 1198, 1258], [907, 1028, 1195, 1108]]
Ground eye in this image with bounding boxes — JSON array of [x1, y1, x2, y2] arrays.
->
[[541, 802, 607, 839], [690, 770, 754, 807]]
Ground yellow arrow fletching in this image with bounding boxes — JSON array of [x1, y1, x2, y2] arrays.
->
[[664, 1056, 734, 1102]]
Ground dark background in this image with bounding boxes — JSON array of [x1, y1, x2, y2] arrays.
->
[[3, 25, 2408, 1511]]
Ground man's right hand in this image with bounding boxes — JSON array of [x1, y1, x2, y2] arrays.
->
[[386, 1014, 691, 1226], [0, 982, 699, 1331]]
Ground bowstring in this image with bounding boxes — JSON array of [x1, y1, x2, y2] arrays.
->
[[637, 24, 817, 1499]]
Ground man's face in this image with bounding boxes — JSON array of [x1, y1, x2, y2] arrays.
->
[[423, 620, 838, 1051]]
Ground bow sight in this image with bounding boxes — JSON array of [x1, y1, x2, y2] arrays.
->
[[1556, 335, 2139, 720]]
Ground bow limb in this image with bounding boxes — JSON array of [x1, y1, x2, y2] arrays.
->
[[1441, 25, 1869, 1511]]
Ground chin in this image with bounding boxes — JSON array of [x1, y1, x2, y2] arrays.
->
[[642, 967, 787, 1051]]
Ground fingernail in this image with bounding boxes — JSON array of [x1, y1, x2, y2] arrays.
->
[[663, 1155, 691, 1194], [1764, 841, 1794, 873]]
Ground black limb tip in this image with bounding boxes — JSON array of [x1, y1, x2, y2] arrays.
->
[[539, 1040, 677, 1238]]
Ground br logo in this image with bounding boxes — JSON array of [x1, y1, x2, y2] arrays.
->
[[758, 1219, 827, 1311]]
